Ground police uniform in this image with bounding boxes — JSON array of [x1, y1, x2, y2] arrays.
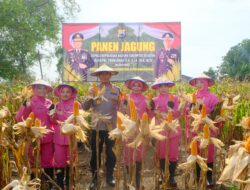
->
[[65, 49, 94, 81], [155, 32, 180, 78], [65, 33, 94, 81], [81, 65, 120, 189]]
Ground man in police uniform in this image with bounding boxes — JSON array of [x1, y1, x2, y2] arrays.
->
[[65, 33, 94, 81], [155, 32, 180, 78], [82, 64, 120, 189]]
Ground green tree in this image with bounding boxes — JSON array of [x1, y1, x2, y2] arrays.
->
[[219, 39, 250, 81], [0, 0, 79, 81], [203, 67, 218, 80]]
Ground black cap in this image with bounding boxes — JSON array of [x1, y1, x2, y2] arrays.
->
[[162, 32, 174, 39], [72, 33, 84, 40]]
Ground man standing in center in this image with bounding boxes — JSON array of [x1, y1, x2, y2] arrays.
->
[[82, 64, 120, 190]]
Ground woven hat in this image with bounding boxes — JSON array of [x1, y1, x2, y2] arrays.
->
[[189, 74, 214, 87], [91, 64, 118, 76], [124, 76, 148, 92]]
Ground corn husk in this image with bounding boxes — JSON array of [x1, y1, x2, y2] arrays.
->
[[222, 94, 241, 110], [2, 167, 40, 190], [0, 106, 11, 119], [109, 112, 137, 141], [127, 114, 165, 148], [218, 137, 250, 185], [61, 123, 87, 142]]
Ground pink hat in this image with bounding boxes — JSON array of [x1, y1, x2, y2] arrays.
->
[[30, 80, 53, 92], [189, 74, 214, 87], [124, 77, 148, 92], [54, 84, 78, 98]]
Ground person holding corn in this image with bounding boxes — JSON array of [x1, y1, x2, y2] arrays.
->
[[50, 84, 79, 190], [188, 74, 219, 188], [121, 76, 149, 190], [82, 64, 120, 189], [150, 77, 181, 188], [15, 80, 54, 186]]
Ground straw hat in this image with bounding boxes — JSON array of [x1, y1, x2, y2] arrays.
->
[[124, 76, 148, 92], [91, 64, 118, 76], [151, 76, 175, 90], [30, 80, 53, 92], [54, 84, 78, 98], [189, 74, 215, 87]]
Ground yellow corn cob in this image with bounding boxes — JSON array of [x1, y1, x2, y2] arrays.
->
[[190, 140, 198, 156], [147, 93, 153, 101], [26, 112, 35, 127], [203, 124, 210, 138], [167, 111, 173, 123], [192, 93, 196, 103], [73, 101, 79, 116], [26, 117, 33, 128], [29, 112, 35, 121], [201, 104, 207, 118], [129, 99, 137, 122], [53, 97, 57, 105], [117, 115, 125, 131], [220, 108, 225, 117], [35, 119, 41, 127], [247, 117, 250, 128], [142, 112, 148, 123], [92, 83, 99, 96], [244, 137, 250, 153], [169, 94, 174, 102]]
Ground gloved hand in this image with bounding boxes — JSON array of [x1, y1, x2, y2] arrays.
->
[[49, 104, 55, 111], [168, 101, 174, 109]]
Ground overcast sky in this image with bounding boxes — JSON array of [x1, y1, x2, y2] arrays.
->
[[35, 0, 250, 81]]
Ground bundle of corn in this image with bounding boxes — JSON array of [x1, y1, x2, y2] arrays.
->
[[193, 124, 224, 150], [190, 104, 218, 133], [218, 137, 250, 190], [60, 101, 90, 190], [178, 140, 208, 190], [14, 86, 33, 104], [222, 94, 241, 111], [108, 113, 137, 190], [237, 117, 250, 139], [128, 113, 165, 190], [127, 113, 165, 149], [2, 167, 40, 190], [13, 113, 52, 176], [84, 83, 106, 104], [109, 112, 137, 141], [13, 113, 52, 141]]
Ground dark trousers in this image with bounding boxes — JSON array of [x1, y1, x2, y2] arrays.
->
[[90, 130, 116, 180]]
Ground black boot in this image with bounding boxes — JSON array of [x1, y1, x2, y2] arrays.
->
[[196, 163, 201, 183], [169, 161, 177, 188], [106, 170, 115, 187], [207, 163, 214, 188], [136, 162, 141, 189], [44, 168, 54, 188], [65, 167, 70, 190], [56, 168, 65, 189]]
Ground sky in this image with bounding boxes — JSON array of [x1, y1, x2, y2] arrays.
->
[[34, 0, 250, 81]]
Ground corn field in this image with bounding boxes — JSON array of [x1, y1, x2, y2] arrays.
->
[[0, 79, 249, 190]]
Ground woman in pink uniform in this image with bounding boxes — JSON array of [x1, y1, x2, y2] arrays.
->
[[150, 79, 180, 188], [16, 80, 54, 183], [189, 74, 219, 187], [52, 84, 78, 190], [122, 76, 149, 190]]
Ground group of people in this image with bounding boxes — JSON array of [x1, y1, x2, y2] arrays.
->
[[15, 64, 219, 190]]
